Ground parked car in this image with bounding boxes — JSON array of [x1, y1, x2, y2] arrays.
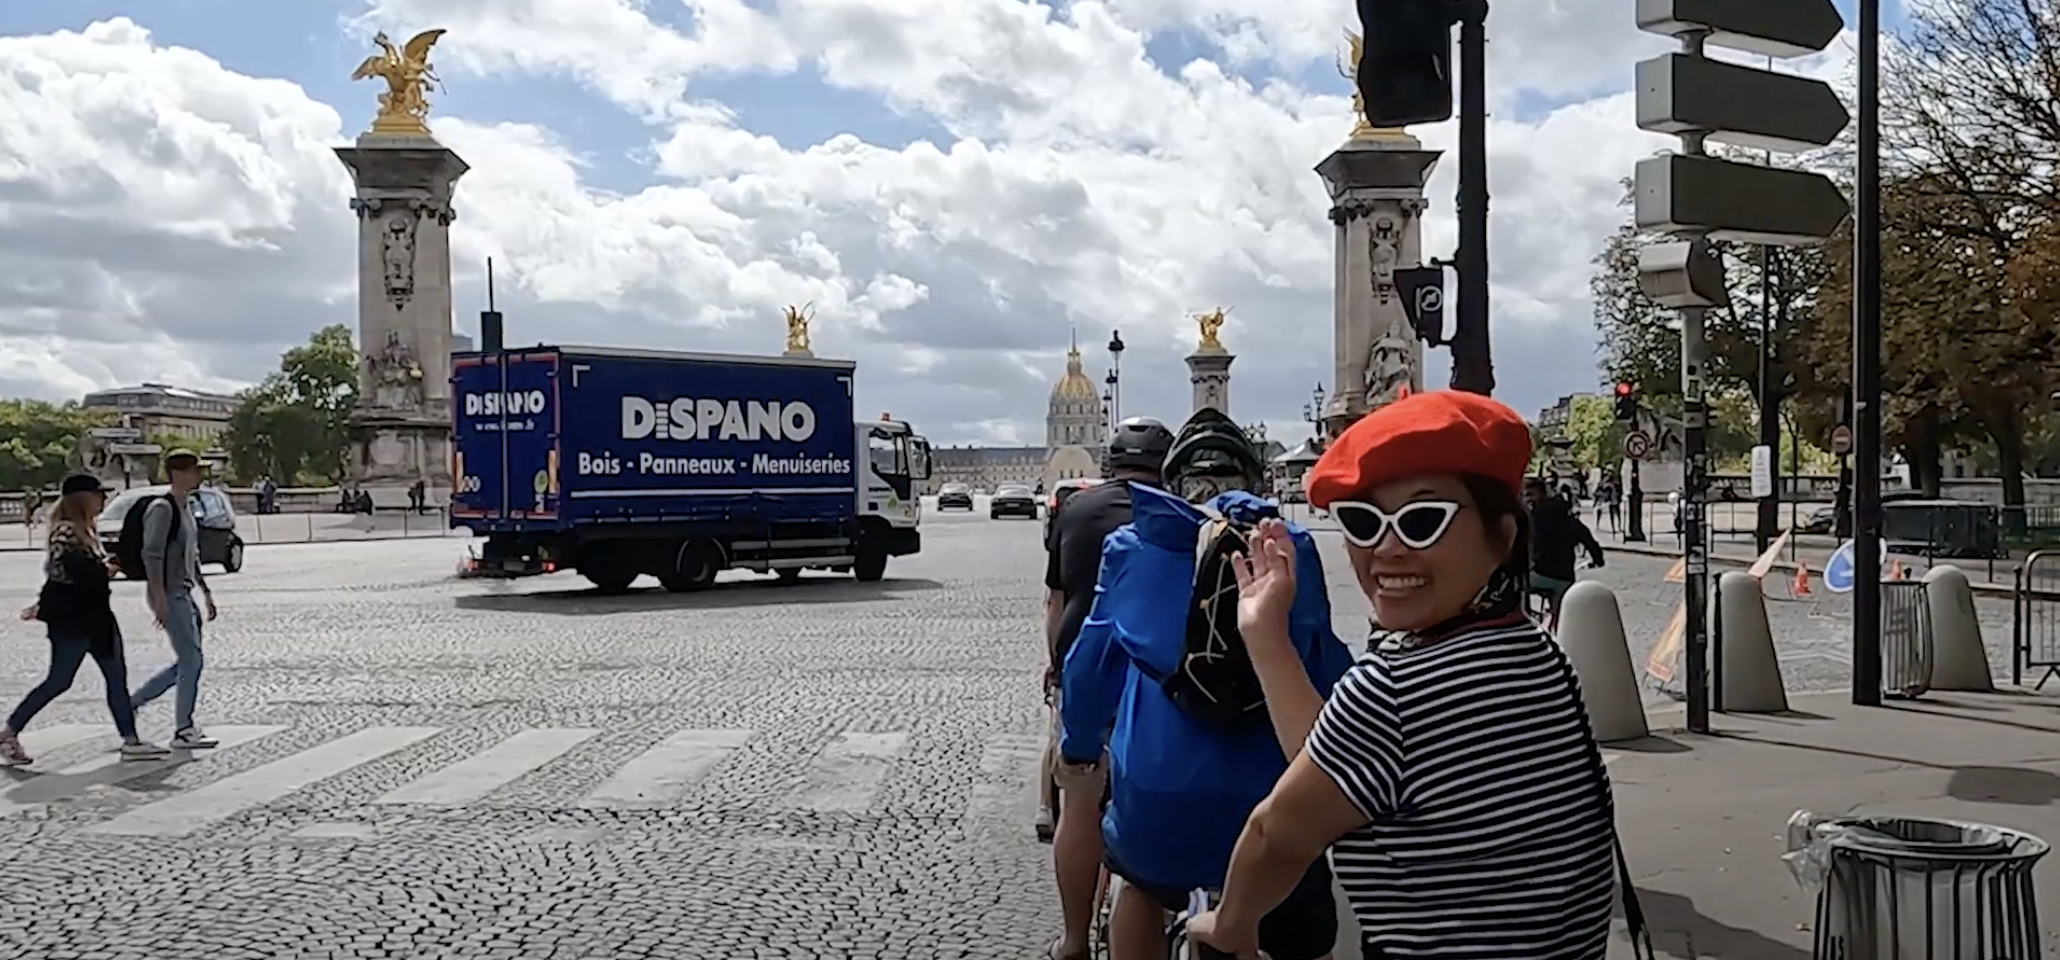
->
[[937, 483, 974, 511], [97, 485, 246, 576], [990, 484, 1039, 520]]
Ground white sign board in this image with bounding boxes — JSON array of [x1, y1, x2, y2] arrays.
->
[[1749, 445, 1774, 499]]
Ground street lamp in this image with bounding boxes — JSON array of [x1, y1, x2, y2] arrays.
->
[[1106, 329, 1125, 423], [1302, 384, 1328, 446], [1102, 385, 1116, 435]]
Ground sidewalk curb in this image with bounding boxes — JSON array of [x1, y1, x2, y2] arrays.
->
[[1600, 542, 2017, 598], [1632, 685, 2050, 734]]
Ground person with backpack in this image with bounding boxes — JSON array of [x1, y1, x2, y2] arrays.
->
[[1039, 416, 1174, 960], [118, 449, 218, 750], [1, 474, 169, 765], [1180, 392, 1640, 960], [1055, 408, 1352, 960]]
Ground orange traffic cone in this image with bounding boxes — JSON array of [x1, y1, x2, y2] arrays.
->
[[1791, 563, 1813, 597]]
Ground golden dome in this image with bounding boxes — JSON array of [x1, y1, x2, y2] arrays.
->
[[1051, 339, 1099, 401]]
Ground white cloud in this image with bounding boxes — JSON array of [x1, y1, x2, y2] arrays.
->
[[0, 3, 1859, 444]]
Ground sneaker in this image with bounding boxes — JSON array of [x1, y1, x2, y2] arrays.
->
[[169, 728, 218, 750], [0, 729, 30, 766], [120, 740, 171, 761]]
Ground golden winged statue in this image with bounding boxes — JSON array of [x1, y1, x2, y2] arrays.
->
[[1193, 307, 1229, 351], [1339, 30, 1410, 142], [783, 302, 815, 353], [351, 29, 448, 136]]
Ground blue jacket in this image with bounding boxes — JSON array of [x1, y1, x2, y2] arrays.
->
[[1058, 485, 1354, 892]]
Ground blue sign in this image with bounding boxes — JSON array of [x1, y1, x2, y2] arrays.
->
[[1822, 538, 1888, 594]]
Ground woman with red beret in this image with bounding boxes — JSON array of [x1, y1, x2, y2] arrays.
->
[[1182, 391, 1645, 959]]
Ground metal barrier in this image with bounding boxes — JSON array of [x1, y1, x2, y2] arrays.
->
[[2012, 549, 2060, 689], [1880, 580, 1933, 699], [2, 508, 462, 552]]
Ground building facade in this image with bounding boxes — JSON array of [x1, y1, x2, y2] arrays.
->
[[920, 342, 1110, 494], [81, 383, 240, 441]]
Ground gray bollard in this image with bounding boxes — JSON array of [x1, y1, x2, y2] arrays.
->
[[1717, 571, 1790, 712], [1923, 565, 1994, 692], [1556, 581, 1649, 742]]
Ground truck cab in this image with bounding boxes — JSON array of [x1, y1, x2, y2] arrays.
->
[[858, 417, 930, 556]]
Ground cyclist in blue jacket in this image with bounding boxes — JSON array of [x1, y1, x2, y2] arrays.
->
[[1056, 409, 1354, 960]]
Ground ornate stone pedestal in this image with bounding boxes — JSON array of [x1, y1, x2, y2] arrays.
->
[[1315, 132, 1439, 438], [1186, 347, 1235, 419], [334, 133, 468, 509]]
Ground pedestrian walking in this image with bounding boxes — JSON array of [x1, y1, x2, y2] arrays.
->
[[0, 475, 169, 765], [123, 449, 219, 750]]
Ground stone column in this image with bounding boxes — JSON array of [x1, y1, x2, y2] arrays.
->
[[1315, 131, 1440, 438], [334, 133, 469, 509], [1186, 346, 1235, 418]]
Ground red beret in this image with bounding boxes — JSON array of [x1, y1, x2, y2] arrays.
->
[[1305, 391, 1533, 508]]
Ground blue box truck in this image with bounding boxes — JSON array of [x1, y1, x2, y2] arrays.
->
[[450, 346, 932, 593]]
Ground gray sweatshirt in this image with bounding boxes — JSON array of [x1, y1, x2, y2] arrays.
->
[[142, 495, 202, 595]]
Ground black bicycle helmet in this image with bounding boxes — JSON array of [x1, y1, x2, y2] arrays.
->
[[1104, 417, 1176, 476], [1164, 408, 1264, 488]]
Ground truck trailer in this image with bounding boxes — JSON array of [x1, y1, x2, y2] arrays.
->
[[450, 346, 932, 593]]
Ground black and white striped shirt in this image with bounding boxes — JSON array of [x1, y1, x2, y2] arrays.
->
[[1305, 618, 1619, 959]]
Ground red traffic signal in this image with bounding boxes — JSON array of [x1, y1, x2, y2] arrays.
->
[[1614, 382, 1634, 397]]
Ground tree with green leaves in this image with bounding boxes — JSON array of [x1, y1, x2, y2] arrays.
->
[[221, 325, 360, 485], [0, 400, 112, 491]]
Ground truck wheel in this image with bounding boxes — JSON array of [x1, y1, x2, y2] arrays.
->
[[582, 566, 638, 594], [853, 545, 888, 583], [661, 541, 722, 593]]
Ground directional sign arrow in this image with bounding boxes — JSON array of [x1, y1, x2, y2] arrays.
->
[[1636, 0, 1844, 59], [1636, 54, 1851, 154], [1634, 154, 1851, 245]]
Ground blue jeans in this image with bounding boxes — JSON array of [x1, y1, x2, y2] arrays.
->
[[7, 627, 139, 740], [131, 591, 203, 733]]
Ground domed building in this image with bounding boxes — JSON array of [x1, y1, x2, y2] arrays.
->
[[921, 336, 1110, 494], [1044, 334, 1107, 485]]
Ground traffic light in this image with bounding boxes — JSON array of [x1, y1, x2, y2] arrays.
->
[[1355, 0, 1456, 127], [1613, 382, 1637, 422]]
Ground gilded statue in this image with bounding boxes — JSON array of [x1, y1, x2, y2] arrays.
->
[[1339, 30, 1411, 142], [1193, 307, 1229, 352], [783, 302, 815, 353], [351, 29, 448, 136]]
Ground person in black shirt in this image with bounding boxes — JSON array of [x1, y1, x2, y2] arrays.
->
[[1524, 477, 1604, 626], [1039, 416, 1172, 960]]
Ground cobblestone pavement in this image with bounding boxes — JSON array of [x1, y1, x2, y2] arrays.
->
[[0, 507, 2027, 959]]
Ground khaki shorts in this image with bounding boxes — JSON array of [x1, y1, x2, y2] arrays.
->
[[1045, 700, 1108, 801]]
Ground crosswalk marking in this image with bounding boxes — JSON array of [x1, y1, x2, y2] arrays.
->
[[87, 726, 442, 837], [14, 724, 106, 758], [0, 726, 286, 817], [579, 728, 755, 805], [374, 728, 599, 806], [783, 731, 909, 813], [968, 734, 1045, 823]]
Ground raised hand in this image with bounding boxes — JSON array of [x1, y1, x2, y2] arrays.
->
[[1231, 519, 1297, 644]]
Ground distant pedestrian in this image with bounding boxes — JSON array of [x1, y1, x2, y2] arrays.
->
[[408, 479, 427, 514], [1, 474, 169, 765], [21, 487, 42, 529], [127, 449, 218, 750]]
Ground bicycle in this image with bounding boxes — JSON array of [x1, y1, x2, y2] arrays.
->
[[1165, 888, 1225, 960]]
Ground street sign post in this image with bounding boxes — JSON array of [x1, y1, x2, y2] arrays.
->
[[1632, 0, 1850, 735], [1624, 430, 1654, 460]]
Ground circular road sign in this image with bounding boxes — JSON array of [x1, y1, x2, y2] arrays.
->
[[1830, 424, 1853, 456], [1623, 430, 1654, 460]]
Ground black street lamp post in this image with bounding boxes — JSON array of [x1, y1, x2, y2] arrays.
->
[[1302, 384, 1329, 447], [1106, 330, 1125, 423]]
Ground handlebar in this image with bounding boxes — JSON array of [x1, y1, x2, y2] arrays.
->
[[1166, 889, 1227, 960]]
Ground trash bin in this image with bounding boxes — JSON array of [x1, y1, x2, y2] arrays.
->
[[1786, 813, 2048, 960], [1880, 581, 1933, 699]]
